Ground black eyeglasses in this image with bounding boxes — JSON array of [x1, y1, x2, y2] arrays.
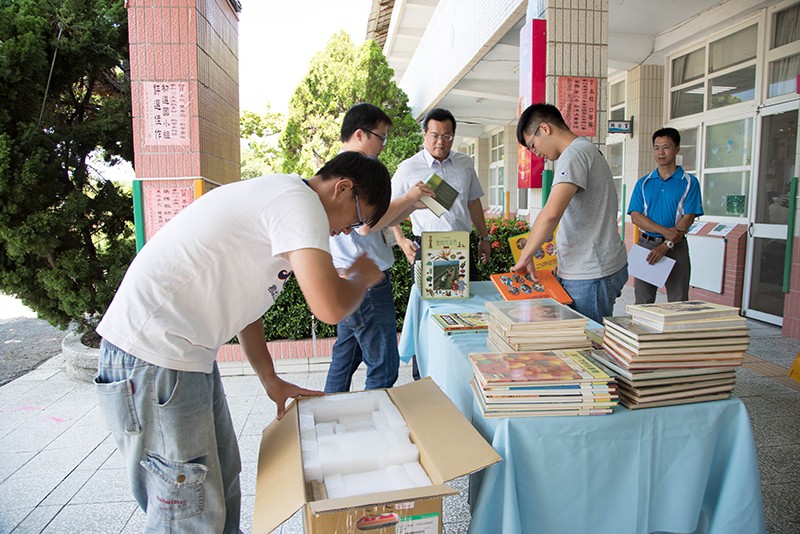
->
[[525, 124, 542, 154], [363, 129, 387, 146], [348, 194, 365, 229]]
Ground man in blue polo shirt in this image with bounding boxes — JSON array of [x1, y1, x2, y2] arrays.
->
[[628, 127, 703, 304]]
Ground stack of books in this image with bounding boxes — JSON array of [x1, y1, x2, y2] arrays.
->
[[593, 301, 748, 409], [468, 350, 618, 417], [430, 311, 488, 335], [484, 299, 591, 353]]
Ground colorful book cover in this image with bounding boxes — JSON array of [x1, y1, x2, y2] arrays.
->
[[625, 300, 740, 323], [509, 231, 558, 271], [490, 270, 572, 304], [419, 231, 470, 300], [431, 312, 489, 334], [485, 299, 586, 329], [469, 350, 610, 386]]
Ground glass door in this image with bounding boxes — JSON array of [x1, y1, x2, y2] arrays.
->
[[743, 104, 798, 324]]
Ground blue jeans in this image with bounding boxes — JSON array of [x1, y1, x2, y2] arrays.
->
[[94, 341, 242, 533], [558, 265, 629, 325], [325, 271, 399, 393]]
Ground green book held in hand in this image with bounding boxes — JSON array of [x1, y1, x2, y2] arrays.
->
[[420, 172, 459, 217]]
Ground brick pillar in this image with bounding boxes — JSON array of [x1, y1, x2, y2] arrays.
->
[[127, 0, 240, 248]]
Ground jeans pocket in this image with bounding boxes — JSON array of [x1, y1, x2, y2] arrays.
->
[[140, 453, 207, 520], [94, 377, 141, 435]]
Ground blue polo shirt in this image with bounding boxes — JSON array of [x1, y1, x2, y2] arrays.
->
[[627, 166, 703, 237]]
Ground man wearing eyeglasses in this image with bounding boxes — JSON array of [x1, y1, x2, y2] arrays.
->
[[391, 108, 492, 272], [94, 151, 391, 532], [390, 107, 491, 380], [512, 103, 628, 325], [326, 103, 434, 393]]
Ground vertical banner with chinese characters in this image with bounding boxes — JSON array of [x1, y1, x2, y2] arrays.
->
[[142, 180, 195, 241], [144, 82, 190, 146], [556, 77, 598, 137], [518, 19, 547, 189]]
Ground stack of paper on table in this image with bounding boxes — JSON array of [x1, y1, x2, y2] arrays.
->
[[484, 298, 591, 353], [591, 307, 748, 409], [468, 350, 617, 417]]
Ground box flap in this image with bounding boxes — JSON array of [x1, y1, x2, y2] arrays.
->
[[252, 401, 305, 534], [388, 378, 501, 483], [309, 484, 457, 515]]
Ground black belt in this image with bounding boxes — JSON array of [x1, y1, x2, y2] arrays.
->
[[640, 234, 665, 244]]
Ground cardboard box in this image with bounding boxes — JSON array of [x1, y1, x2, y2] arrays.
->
[[253, 378, 501, 533]]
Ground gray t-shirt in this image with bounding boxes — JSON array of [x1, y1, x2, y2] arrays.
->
[[553, 136, 628, 280]]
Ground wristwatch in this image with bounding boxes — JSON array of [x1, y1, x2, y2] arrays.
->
[[664, 240, 674, 249]]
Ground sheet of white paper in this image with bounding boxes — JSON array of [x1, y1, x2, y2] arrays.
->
[[628, 244, 676, 288]]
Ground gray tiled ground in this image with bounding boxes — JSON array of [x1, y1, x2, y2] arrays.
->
[[0, 285, 798, 533]]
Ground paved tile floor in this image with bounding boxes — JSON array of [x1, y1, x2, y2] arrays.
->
[[0, 286, 799, 533]]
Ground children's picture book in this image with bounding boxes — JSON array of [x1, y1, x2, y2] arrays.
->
[[603, 316, 748, 343], [490, 270, 572, 304], [419, 172, 459, 217], [626, 300, 740, 324], [469, 350, 611, 388], [431, 312, 489, 334], [485, 299, 587, 331], [508, 231, 558, 271], [418, 231, 470, 300]]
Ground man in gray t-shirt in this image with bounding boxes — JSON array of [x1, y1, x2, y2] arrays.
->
[[512, 103, 628, 324]]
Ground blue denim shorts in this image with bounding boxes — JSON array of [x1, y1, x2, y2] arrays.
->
[[94, 340, 242, 533], [558, 265, 629, 325]]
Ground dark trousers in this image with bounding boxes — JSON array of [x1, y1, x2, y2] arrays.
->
[[634, 234, 691, 304]]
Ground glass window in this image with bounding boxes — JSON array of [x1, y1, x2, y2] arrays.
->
[[671, 82, 705, 118], [709, 25, 757, 73], [517, 188, 528, 212], [702, 170, 751, 217], [466, 142, 476, 164], [610, 107, 626, 121], [708, 65, 756, 109], [705, 118, 753, 168], [672, 48, 706, 86], [677, 128, 698, 173], [489, 132, 505, 208], [773, 4, 800, 49], [768, 53, 800, 97], [610, 81, 625, 107]]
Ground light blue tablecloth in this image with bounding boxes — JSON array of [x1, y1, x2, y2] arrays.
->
[[398, 282, 766, 534]]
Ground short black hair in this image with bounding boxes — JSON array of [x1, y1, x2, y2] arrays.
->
[[315, 151, 391, 226], [340, 103, 392, 142], [652, 127, 680, 146], [516, 103, 569, 146], [422, 108, 456, 132]]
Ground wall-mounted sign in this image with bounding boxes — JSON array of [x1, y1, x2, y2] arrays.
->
[[142, 180, 195, 241], [557, 77, 598, 137], [608, 118, 633, 136], [144, 81, 190, 146]]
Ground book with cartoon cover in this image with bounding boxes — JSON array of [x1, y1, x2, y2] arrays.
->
[[431, 311, 488, 334], [490, 270, 572, 303], [484, 299, 586, 331], [418, 231, 469, 300], [469, 350, 612, 387], [509, 230, 558, 271]]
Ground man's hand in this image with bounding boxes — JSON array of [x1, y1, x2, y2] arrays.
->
[[406, 181, 435, 209], [398, 236, 419, 264], [661, 227, 682, 243], [510, 257, 539, 281], [646, 242, 670, 265], [478, 239, 491, 264], [263, 375, 323, 420]]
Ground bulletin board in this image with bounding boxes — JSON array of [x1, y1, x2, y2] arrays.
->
[[687, 235, 726, 293]]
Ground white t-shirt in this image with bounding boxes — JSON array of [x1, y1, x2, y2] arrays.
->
[[391, 149, 484, 235], [97, 174, 331, 373]]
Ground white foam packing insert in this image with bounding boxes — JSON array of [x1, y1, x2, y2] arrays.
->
[[298, 390, 433, 498]]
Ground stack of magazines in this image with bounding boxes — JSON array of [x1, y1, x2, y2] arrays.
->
[[468, 350, 617, 417], [592, 301, 748, 409], [484, 299, 591, 353]]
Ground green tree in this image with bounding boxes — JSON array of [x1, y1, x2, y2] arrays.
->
[[0, 0, 135, 334], [280, 32, 422, 176], [240, 106, 285, 179]]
